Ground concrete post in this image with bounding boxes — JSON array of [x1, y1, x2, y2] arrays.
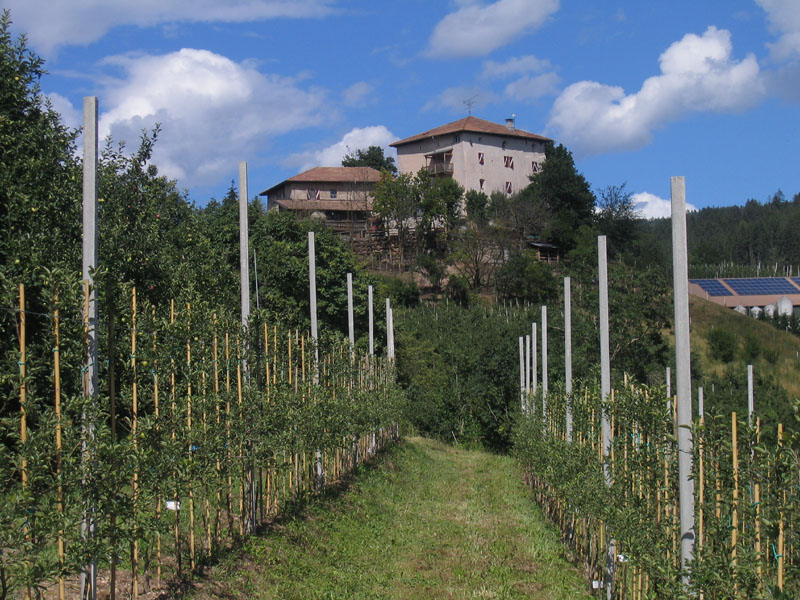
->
[[565, 277, 573, 441], [532, 323, 538, 395], [666, 366, 671, 399], [598, 237, 611, 472], [671, 176, 695, 586], [239, 162, 250, 332], [698, 387, 704, 418], [308, 232, 319, 379], [747, 364, 754, 426], [525, 334, 531, 398], [368, 285, 374, 356], [519, 337, 525, 413], [598, 235, 614, 599], [347, 272, 354, 351], [81, 95, 99, 600], [541, 305, 548, 415], [386, 298, 394, 360]]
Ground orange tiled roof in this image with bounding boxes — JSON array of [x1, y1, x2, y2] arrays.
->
[[260, 166, 381, 196], [285, 166, 381, 183], [390, 116, 551, 147]]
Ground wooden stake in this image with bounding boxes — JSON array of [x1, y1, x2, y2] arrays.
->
[[236, 334, 244, 537], [754, 417, 762, 590], [170, 300, 182, 579], [187, 304, 196, 569], [54, 292, 65, 600], [777, 423, 785, 591], [225, 330, 233, 536], [153, 306, 162, 585], [731, 413, 739, 567], [213, 315, 221, 546], [19, 284, 31, 600], [131, 289, 139, 599]]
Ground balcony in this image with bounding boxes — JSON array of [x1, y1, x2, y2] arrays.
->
[[426, 162, 454, 176]]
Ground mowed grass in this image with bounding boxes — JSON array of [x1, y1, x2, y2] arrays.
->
[[192, 437, 589, 599]]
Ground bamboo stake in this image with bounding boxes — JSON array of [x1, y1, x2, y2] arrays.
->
[[54, 291, 65, 600], [131, 288, 139, 599], [754, 417, 762, 590], [170, 300, 181, 579], [225, 330, 233, 536], [19, 284, 31, 600], [236, 334, 244, 537], [213, 315, 221, 546], [202, 344, 211, 554], [777, 423, 785, 591], [731, 413, 739, 569], [153, 306, 162, 584], [698, 412, 704, 554], [186, 304, 196, 569]]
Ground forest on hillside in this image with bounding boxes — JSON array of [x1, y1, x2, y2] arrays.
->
[[631, 191, 800, 276]]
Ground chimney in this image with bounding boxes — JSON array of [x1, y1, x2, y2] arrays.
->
[[505, 114, 516, 131]]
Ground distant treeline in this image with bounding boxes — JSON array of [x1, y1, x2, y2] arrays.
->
[[630, 190, 800, 276]]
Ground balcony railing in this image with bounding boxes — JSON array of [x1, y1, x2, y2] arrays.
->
[[426, 163, 454, 175]]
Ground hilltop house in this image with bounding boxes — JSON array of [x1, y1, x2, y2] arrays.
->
[[390, 116, 551, 197], [260, 166, 381, 239]]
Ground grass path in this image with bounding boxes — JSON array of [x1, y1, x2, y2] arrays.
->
[[193, 437, 589, 599]]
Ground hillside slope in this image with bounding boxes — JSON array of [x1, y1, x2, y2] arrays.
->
[[690, 295, 800, 399]]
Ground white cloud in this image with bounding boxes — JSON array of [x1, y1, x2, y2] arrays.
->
[[475, 54, 560, 102], [427, 0, 559, 58], [4, 0, 336, 55], [479, 55, 552, 79], [756, 0, 800, 61], [286, 125, 397, 172], [632, 192, 697, 219], [87, 48, 329, 185], [423, 85, 500, 112], [548, 26, 764, 155], [504, 72, 560, 101], [46, 92, 82, 131], [342, 81, 374, 107]]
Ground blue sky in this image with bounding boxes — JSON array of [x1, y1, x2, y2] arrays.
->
[[6, 0, 799, 217]]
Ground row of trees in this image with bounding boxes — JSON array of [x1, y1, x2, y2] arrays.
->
[[0, 15, 397, 431]]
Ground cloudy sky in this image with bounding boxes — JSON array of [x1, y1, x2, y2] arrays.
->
[[7, 0, 799, 217]]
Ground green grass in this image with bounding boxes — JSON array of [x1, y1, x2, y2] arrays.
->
[[191, 437, 589, 599]]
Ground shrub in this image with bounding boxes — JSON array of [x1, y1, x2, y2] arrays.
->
[[707, 327, 737, 362], [742, 333, 761, 363], [494, 251, 556, 303]]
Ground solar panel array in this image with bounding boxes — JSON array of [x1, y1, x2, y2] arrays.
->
[[722, 278, 799, 295], [690, 279, 733, 297], [791, 278, 800, 289]]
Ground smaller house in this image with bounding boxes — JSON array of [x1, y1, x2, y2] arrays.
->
[[260, 166, 381, 239]]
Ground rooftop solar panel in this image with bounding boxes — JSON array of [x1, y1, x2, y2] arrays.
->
[[690, 279, 733, 297], [722, 278, 799, 295]]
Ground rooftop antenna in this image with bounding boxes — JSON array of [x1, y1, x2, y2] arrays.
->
[[463, 95, 478, 115]]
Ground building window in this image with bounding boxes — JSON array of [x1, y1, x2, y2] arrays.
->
[[330, 189, 337, 199], [453, 134, 461, 144], [479, 179, 485, 191], [504, 155, 514, 169], [307, 189, 320, 200], [505, 181, 512, 194], [477, 152, 484, 165], [532, 161, 540, 173]]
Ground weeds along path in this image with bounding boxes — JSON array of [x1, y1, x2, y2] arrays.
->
[[194, 437, 588, 599]]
